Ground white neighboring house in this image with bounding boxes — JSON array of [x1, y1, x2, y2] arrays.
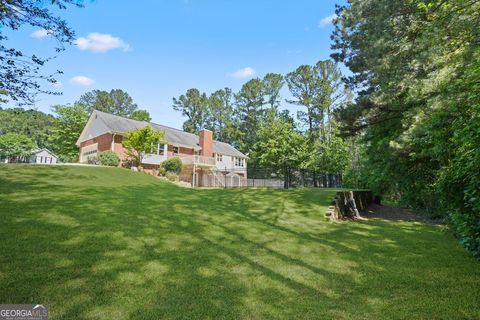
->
[[29, 148, 58, 164]]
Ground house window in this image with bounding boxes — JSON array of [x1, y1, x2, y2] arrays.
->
[[216, 153, 222, 162], [173, 146, 179, 155], [235, 157, 244, 167], [152, 143, 165, 155]]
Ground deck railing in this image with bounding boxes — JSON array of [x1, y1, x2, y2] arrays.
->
[[181, 155, 216, 166]]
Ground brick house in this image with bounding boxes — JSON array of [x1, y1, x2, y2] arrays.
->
[[76, 110, 248, 187]]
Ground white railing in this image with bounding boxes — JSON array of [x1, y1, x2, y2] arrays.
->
[[141, 153, 166, 165], [181, 155, 216, 166]]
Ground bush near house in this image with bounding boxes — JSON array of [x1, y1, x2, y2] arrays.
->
[[165, 171, 178, 182], [161, 156, 182, 174], [98, 150, 120, 167]]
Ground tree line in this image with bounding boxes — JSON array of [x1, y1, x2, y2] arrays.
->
[[1, 59, 354, 183], [331, 0, 480, 257], [0, 89, 152, 162], [2, 0, 477, 258], [171, 59, 353, 178]]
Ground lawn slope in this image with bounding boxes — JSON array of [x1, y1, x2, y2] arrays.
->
[[0, 165, 479, 319]]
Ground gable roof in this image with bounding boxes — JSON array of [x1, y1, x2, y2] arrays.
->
[[33, 148, 58, 158], [77, 110, 247, 158]]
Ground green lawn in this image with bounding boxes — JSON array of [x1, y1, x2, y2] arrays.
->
[[0, 165, 479, 319]]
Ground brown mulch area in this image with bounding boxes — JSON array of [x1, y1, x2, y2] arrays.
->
[[359, 204, 443, 224]]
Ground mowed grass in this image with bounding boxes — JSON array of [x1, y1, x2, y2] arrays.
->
[[0, 165, 479, 319]]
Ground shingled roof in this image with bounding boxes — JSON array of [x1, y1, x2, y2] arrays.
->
[[85, 110, 248, 158]]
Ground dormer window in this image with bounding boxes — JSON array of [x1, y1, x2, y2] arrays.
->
[[216, 153, 223, 162]]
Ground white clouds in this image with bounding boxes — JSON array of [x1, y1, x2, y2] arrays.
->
[[30, 29, 52, 39], [229, 67, 256, 79], [69, 76, 95, 86], [74, 33, 131, 53], [318, 14, 337, 27]]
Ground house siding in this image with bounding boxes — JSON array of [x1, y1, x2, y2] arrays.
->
[[214, 154, 247, 177], [113, 135, 127, 160], [166, 145, 195, 158], [31, 150, 58, 164], [79, 133, 113, 162], [76, 111, 248, 185]]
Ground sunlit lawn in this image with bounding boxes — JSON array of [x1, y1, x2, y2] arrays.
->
[[0, 165, 479, 319]]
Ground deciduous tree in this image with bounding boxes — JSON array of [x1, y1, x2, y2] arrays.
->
[[49, 104, 88, 162], [251, 116, 306, 173], [0, 107, 54, 149], [0, 0, 81, 105], [0, 132, 35, 162], [122, 126, 165, 167]]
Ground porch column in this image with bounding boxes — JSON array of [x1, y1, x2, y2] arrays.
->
[[192, 164, 196, 187], [111, 133, 116, 151]]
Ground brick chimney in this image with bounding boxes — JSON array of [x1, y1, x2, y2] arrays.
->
[[199, 129, 213, 157]]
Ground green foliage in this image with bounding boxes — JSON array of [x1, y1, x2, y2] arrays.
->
[[76, 89, 139, 117], [0, 132, 35, 161], [130, 109, 152, 122], [310, 133, 350, 174], [262, 73, 284, 110], [122, 126, 165, 167], [208, 88, 239, 144], [332, 0, 480, 256], [0, 0, 80, 105], [0, 107, 54, 149], [165, 171, 178, 182], [172, 89, 210, 134], [251, 116, 306, 172], [49, 104, 88, 162], [98, 150, 120, 167], [170, 60, 351, 179], [235, 78, 266, 153], [436, 56, 480, 257], [286, 60, 348, 137], [161, 156, 182, 174]]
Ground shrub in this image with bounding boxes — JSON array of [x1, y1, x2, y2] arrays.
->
[[98, 150, 120, 167], [161, 157, 182, 174], [158, 166, 166, 176], [165, 172, 178, 182], [0, 133, 35, 162]]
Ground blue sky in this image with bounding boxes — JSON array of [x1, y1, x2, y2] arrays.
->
[[5, 0, 344, 128]]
